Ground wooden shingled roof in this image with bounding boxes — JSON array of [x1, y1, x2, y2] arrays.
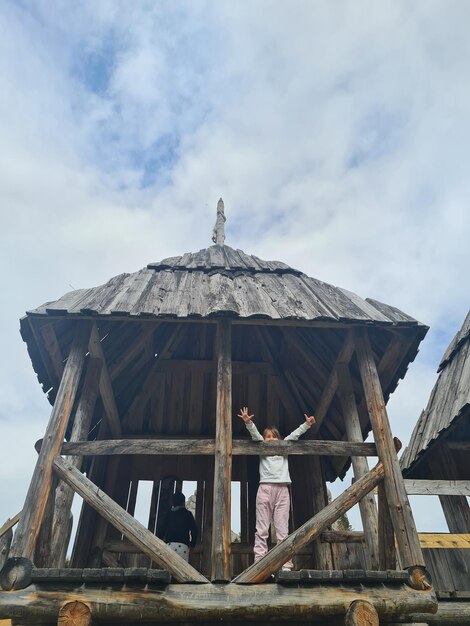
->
[[24, 244, 423, 324], [401, 309, 470, 474]]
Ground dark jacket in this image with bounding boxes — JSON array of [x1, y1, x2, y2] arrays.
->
[[162, 507, 198, 547]]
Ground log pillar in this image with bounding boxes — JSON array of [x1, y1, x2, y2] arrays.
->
[[345, 599, 379, 626], [377, 481, 396, 570], [58, 601, 92, 626], [211, 318, 232, 581], [337, 363, 379, 569], [50, 357, 102, 566], [355, 328, 425, 571], [11, 321, 91, 560]]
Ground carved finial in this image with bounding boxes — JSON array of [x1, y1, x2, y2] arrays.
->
[[212, 198, 226, 245]]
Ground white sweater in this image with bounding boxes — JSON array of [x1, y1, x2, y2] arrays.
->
[[245, 421, 311, 484]]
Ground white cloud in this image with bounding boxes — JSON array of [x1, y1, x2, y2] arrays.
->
[[0, 1, 468, 542]]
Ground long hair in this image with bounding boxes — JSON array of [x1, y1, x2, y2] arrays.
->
[[263, 426, 282, 440]]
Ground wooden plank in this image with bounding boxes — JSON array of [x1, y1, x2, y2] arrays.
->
[[233, 461, 386, 583], [52, 456, 208, 583], [0, 583, 437, 622], [60, 438, 377, 457], [404, 480, 470, 497], [0, 513, 21, 540], [88, 322, 122, 437], [108, 323, 157, 379], [10, 321, 91, 560], [337, 362, 379, 569], [50, 357, 102, 566], [355, 328, 425, 570], [211, 319, 232, 581], [418, 534, 470, 549]]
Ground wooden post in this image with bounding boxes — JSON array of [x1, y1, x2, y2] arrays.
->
[[50, 357, 102, 566], [309, 456, 334, 569], [337, 363, 379, 569], [211, 319, 232, 581], [11, 321, 91, 560], [434, 447, 470, 533], [377, 481, 396, 570], [58, 601, 92, 626], [355, 328, 425, 571], [233, 461, 385, 583], [52, 456, 208, 583]]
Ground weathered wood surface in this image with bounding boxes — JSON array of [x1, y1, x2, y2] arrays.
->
[[211, 319, 232, 581], [233, 462, 386, 583], [314, 332, 355, 430], [377, 480, 396, 570], [0, 583, 437, 621], [345, 599, 379, 626], [51, 357, 102, 567], [355, 329, 425, 570], [404, 479, 470, 496], [58, 601, 91, 626], [10, 322, 91, 560], [401, 310, 470, 473], [88, 323, 122, 437], [52, 456, 208, 583], [28, 244, 424, 325], [337, 363, 379, 570], [404, 601, 470, 624], [60, 438, 377, 457], [0, 529, 12, 570], [0, 513, 20, 540], [418, 533, 470, 549]]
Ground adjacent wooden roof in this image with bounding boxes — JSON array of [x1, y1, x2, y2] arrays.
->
[[25, 244, 421, 324], [401, 309, 470, 474]]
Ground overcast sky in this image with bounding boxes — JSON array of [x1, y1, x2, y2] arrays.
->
[[1, 1, 469, 537]]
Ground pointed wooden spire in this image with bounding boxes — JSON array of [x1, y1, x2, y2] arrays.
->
[[212, 198, 226, 245]]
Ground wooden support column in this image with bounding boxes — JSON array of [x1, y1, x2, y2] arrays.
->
[[211, 318, 232, 581], [434, 446, 470, 533], [234, 461, 386, 583], [355, 328, 425, 571], [50, 357, 102, 566], [337, 363, 379, 569], [52, 456, 208, 583], [377, 482, 396, 570], [11, 321, 91, 560]]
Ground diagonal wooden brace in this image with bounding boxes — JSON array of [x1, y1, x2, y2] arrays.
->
[[52, 456, 208, 583], [233, 462, 386, 583]]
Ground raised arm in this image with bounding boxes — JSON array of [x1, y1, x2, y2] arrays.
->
[[238, 406, 263, 441], [285, 413, 316, 441]]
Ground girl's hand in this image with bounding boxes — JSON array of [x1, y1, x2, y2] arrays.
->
[[304, 414, 316, 426], [238, 407, 254, 423]]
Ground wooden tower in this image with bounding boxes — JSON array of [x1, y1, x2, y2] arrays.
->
[[0, 202, 437, 624]]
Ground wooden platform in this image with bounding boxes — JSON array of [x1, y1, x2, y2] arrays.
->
[[0, 568, 437, 624]]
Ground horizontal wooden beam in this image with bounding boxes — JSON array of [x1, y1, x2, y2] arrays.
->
[[0, 583, 437, 622], [322, 530, 470, 549], [27, 312, 421, 331], [404, 479, 470, 496], [60, 438, 378, 457], [52, 456, 208, 583], [446, 441, 470, 451], [418, 533, 470, 549]]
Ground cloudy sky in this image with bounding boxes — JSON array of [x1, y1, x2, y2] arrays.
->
[[1, 1, 469, 538]]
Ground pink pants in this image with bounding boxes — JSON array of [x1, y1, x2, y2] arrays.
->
[[254, 483, 293, 570]]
